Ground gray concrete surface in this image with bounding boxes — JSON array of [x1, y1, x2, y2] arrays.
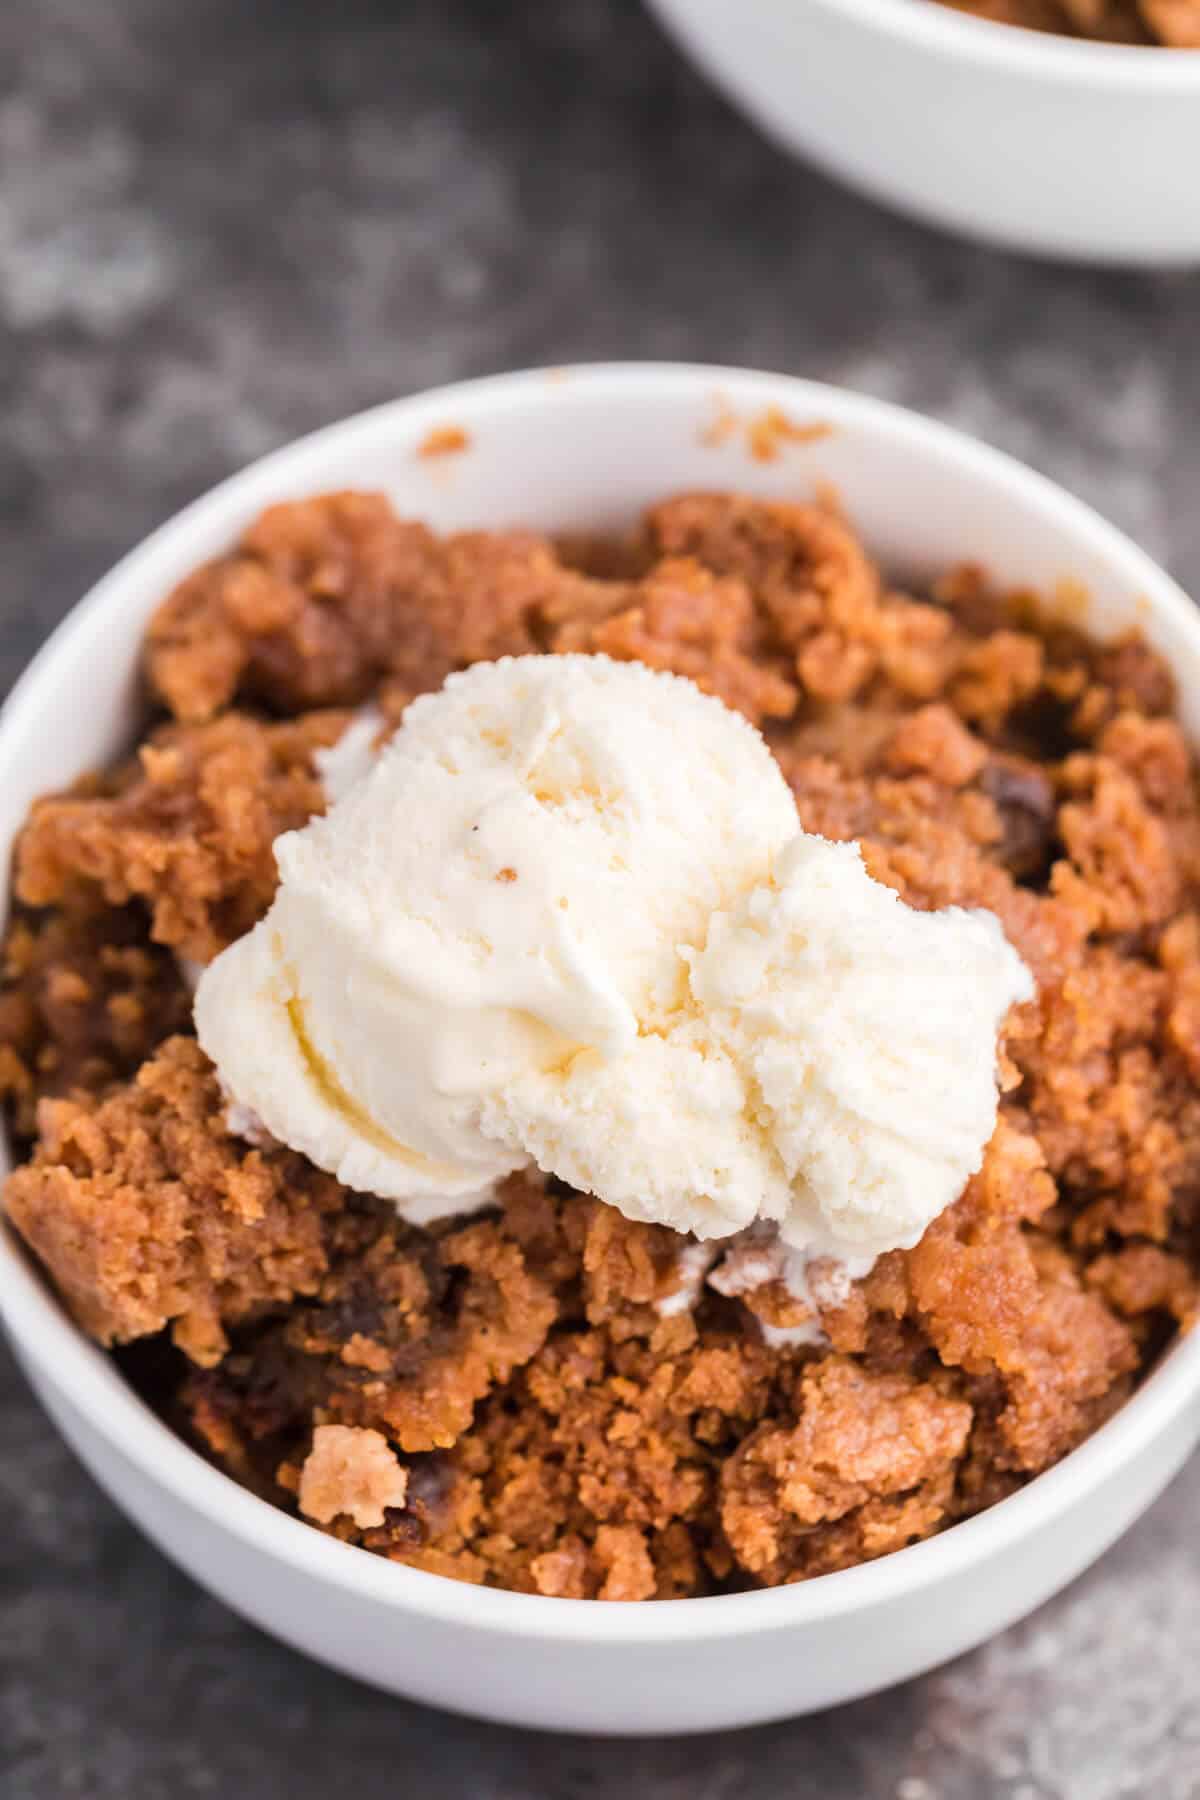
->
[[3, 2, 1200, 1794]]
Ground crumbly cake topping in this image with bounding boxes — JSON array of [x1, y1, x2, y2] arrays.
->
[[4, 487, 1199, 1599], [936, 0, 1200, 47]]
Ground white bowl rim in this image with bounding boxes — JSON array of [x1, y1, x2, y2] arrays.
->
[[2, 359, 1200, 1647], [810, 0, 1200, 83]]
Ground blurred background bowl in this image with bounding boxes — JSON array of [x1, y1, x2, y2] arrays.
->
[[646, 0, 1200, 264]]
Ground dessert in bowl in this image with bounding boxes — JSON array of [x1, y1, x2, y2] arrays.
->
[[1, 364, 1199, 1733], [936, 1, 1199, 43], [644, 0, 1200, 264]]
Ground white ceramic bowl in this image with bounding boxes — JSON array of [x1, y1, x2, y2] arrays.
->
[[646, 0, 1200, 265], [2, 364, 1199, 1735]]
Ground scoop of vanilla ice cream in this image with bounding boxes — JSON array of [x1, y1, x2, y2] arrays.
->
[[196, 653, 1032, 1256], [195, 654, 798, 1211], [682, 834, 1034, 1255]]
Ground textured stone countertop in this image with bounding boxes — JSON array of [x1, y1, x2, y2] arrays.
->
[[3, 2, 1200, 1794]]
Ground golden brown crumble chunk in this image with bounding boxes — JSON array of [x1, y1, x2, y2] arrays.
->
[[145, 492, 614, 726], [935, 0, 1200, 44], [552, 557, 799, 726], [6, 486, 1200, 1599], [16, 710, 346, 964], [145, 494, 444, 722], [0, 905, 190, 1139], [5, 1038, 339, 1364], [319, 1212, 559, 1454], [720, 1359, 973, 1585]]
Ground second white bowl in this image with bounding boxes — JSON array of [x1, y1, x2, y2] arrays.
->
[[647, 0, 1200, 265]]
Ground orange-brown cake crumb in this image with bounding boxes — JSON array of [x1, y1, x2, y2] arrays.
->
[[1139, 0, 1200, 44], [416, 425, 471, 459], [940, 0, 1200, 45], [746, 409, 834, 463], [299, 1425, 409, 1528]]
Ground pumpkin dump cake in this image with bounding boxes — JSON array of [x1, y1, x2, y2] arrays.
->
[[934, 0, 1200, 46], [4, 489, 1199, 1600]]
